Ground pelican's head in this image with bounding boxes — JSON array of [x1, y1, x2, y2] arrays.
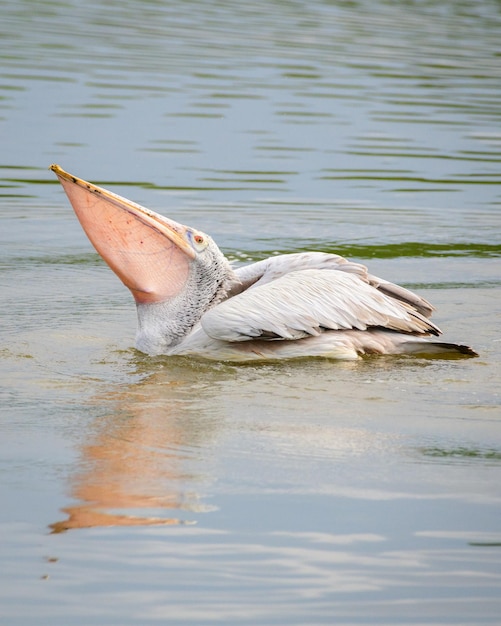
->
[[51, 165, 237, 352]]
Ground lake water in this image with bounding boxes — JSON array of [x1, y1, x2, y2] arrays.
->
[[1, 0, 500, 623]]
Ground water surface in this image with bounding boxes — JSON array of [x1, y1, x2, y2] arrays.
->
[[1, 0, 500, 624]]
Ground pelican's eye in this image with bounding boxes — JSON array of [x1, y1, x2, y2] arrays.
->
[[190, 231, 209, 252]]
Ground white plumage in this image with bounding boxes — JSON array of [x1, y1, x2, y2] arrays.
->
[[50, 165, 477, 361], [201, 268, 437, 342]]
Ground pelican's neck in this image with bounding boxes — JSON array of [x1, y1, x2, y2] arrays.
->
[[134, 260, 237, 356]]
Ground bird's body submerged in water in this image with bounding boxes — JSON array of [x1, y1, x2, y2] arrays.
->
[[50, 165, 477, 361]]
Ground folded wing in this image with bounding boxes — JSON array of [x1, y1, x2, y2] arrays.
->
[[201, 269, 441, 342]]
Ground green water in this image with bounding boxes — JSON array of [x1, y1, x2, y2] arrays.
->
[[1, 0, 500, 623]]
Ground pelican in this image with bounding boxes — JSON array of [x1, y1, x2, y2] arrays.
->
[[50, 165, 477, 361]]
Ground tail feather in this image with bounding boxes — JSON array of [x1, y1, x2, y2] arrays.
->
[[400, 341, 478, 358]]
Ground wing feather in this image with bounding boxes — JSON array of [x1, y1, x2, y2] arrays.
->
[[233, 252, 435, 318], [201, 269, 440, 342]]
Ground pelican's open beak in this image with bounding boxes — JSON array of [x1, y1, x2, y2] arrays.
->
[[51, 165, 195, 304]]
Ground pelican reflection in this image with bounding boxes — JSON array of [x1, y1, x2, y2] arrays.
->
[[51, 363, 221, 532]]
